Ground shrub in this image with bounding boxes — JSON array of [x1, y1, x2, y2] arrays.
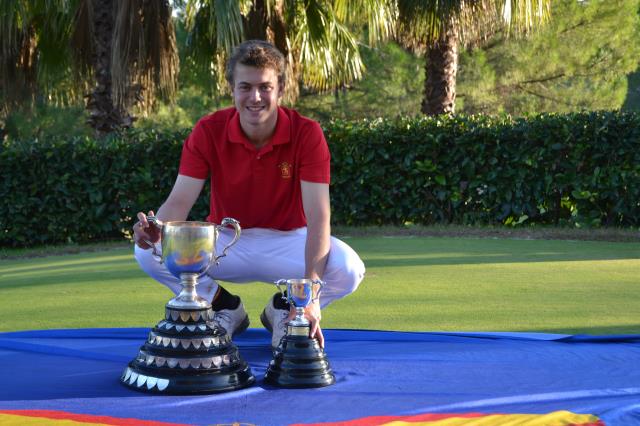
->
[[1, 111, 638, 247], [326, 111, 640, 228]]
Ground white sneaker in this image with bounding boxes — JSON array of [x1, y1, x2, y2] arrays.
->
[[260, 294, 290, 350], [213, 300, 250, 337]]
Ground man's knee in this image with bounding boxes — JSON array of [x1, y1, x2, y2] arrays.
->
[[134, 244, 163, 277], [341, 257, 365, 296], [328, 239, 366, 297]]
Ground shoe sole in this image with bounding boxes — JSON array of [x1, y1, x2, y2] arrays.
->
[[260, 309, 281, 352], [231, 315, 250, 337], [259, 309, 273, 333]]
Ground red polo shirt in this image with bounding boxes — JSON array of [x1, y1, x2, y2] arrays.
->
[[178, 106, 330, 230]]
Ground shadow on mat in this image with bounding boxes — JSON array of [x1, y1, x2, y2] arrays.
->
[[0, 341, 272, 401]]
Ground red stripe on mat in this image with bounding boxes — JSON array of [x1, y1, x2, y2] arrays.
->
[[293, 412, 488, 425], [0, 410, 190, 426]]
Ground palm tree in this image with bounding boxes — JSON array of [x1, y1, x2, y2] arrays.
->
[[0, 1, 79, 118], [397, 0, 552, 115], [0, 0, 179, 136], [1, 0, 392, 135], [183, 0, 396, 104], [72, 0, 179, 134]]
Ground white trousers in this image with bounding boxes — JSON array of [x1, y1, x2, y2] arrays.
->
[[134, 227, 365, 308]]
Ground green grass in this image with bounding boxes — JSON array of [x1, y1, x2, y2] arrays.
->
[[0, 237, 638, 335]]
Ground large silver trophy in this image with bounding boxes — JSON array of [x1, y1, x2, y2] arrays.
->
[[263, 279, 336, 388], [121, 218, 255, 394]]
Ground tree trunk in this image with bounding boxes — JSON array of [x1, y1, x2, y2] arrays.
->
[[422, 27, 458, 116], [269, 2, 299, 104], [244, 0, 269, 40], [85, 0, 133, 136], [243, 0, 298, 104]]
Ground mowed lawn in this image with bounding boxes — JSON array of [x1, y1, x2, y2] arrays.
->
[[0, 236, 638, 335]]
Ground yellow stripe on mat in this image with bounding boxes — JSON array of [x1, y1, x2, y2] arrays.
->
[[380, 410, 602, 426], [0, 413, 108, 426]]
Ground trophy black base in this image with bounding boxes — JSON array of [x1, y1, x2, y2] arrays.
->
[[120, 305, 255, 394], [121, 361, 255, 395], [263, 325, 336, 388]]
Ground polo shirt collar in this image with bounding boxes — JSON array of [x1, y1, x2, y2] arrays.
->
[[228, 107, 290, 151]]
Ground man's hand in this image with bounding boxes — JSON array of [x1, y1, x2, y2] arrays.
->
[[133, 210, 161, 249], [132, 175, 205, 249], [288, 299, 324, 348]]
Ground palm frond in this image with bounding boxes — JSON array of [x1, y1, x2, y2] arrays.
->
[[0, 1, 33, 107], [334, 0, 397, 46], [111, 0, 179, 114], [185, 0, 243, 54], [305, 0, 330, 43], [35, 0, 81, 88], [212, 0, 244, 54], [296, 2, 363, 92], [183, 0, 243, 94], [70, 0, 93, 77], [397, 0, 459, 48], [1, 0, 84, 112], [184, 0, 226, 94], [397, 0, 551, 50], [502, 0, 551, 34]]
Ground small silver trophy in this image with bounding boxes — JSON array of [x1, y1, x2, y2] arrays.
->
[[263, 279, 336, 388], [120, 218, 255, 394]]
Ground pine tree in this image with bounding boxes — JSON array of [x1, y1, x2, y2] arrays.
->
[[457, 0, 640, 115]]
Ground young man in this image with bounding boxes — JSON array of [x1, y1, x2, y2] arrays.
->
[[132, 40, 365, 349]]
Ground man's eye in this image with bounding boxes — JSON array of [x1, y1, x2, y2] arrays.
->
[[261, 86, 273, 92]]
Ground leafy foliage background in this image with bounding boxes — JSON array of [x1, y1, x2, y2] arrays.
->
[[457, 0, 640, 114], [2, 111, 638, 247]]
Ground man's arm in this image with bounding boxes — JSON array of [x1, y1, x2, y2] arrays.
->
[[301, 180, 331, 279], [155, 175, 206, 222], [300, 180, 331, 346], [134, 174, 206, 248]]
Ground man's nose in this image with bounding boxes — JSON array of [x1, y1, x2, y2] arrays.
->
[[249, 87, 261, 102]]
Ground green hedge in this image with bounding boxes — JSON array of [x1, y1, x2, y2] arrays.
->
[[326, 111, 640, 228], [1, 111, 639, 247]]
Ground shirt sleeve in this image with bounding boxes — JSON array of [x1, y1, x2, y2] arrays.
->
[[299, 121, 331, 184], [178, 121, 210, 179]]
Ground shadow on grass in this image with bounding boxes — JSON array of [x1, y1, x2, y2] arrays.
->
[[517, 324, 640, 336], [0, 255, 136, 279], [1, 238, 638, 290], [0, 253, 146, 289], [360, 238, 639, 268], [363, 252, 640, 268]]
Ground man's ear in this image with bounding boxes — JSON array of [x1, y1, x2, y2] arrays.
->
[[278, 83, 285, 99]]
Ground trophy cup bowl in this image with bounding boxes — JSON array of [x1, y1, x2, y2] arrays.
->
[[263, 279, 336, 388], [162, 222, 216, 277], [121, 217, 255, 394], [148, 217, 241, 309]]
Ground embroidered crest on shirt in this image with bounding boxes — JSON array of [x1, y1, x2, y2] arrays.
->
[[278, 162, 292, 179]]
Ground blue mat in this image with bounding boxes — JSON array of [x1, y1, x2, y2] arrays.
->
[[1, 328, 639, 425]]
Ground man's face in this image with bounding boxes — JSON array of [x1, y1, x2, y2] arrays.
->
[[231, 63, 283, 130]]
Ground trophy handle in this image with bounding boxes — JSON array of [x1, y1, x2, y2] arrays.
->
[[143, 215, 164, 262], [311, 279, 325, 303], [274, 279, 289, 301], [213, 217, 241, 263]]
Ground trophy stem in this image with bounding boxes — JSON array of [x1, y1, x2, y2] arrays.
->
[[289, 307, 308, 327], [167, 273, 209, 309]]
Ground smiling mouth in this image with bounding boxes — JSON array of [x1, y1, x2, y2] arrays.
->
[[247, 106, 264, 112]]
